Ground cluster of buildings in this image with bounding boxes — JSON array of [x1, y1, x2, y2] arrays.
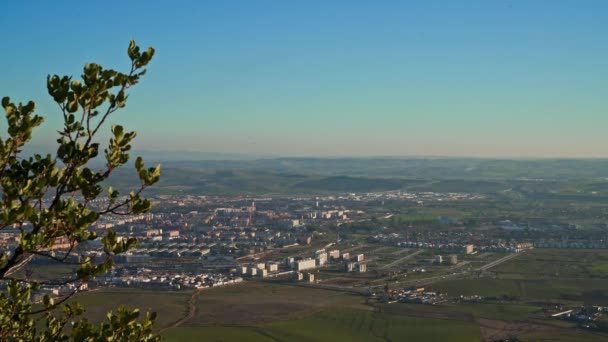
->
[[5, 189, 607, 301], [534, 240, 608, 249], [120, 242, 211, 260], [550, 305, 607, 324], [376, 286, 448, 305], [293, 271, 316, 283], [234, 247, 368, 283], [284, 248, 367, 274], [367, 190, 484, 204], [344, 252, 367, 272], [95, 268, 243, 290], [31, 282, 89, 303], [497, 220, 578, 232], [434, 254, 459, 265], [394, 239, 532, 254], [238, 261, 281, 278]]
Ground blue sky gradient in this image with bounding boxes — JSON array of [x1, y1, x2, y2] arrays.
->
[[1, 1, 607, 157]]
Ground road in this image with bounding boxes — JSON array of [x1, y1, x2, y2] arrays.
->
[[236, 243, 300, 261], [273, 250, 528, 295], [476, 251, 525, 271], [380, 249, 424, 270], [392, 248, 413, 255], [343, 245, 366, 253]]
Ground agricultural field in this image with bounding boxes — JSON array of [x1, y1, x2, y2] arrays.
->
[[70, 277, 608, 341], [73, 288, 191, 330], [432, 274, 608, 304], [430, 249, 608, 304], [68, 250, 608, 341], [184, 282, 365, 326], [164, 309, 481, 342], [381, 302, 540, 321], [491, 249, 608, 279], [163, 327, 272, 341]]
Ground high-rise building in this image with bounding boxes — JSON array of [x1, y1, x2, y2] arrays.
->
[[306, 273, 315, 283], [296, 258, 316, 271], [316, 252, 328, 266], [329, 249, 340, 260], [465, 244, 474, 254]]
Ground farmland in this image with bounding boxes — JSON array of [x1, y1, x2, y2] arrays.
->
[[491, 249, 608, 279], [164, 308, 482, 342], [432, 249, 608, 305], [68, 272, 608, 341], [73, 289, 191, 330], [66, 249, 608, 341], [184, 282, 365, 326]]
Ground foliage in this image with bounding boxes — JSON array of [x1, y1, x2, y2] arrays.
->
[[0, 41, 160, 340]]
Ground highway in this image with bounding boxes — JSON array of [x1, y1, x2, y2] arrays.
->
[[380, 249, 424, 270], [266, 250, 528, 294], [476, 251, 525, 271]]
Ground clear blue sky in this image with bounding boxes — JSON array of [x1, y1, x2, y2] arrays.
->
[[1, 1, 607, 157]]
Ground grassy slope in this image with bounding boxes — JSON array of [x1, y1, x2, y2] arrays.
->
[[74, 289, 191, 330], [164, 309, 481, 342]]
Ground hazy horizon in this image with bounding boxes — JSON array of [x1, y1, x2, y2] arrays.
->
[[2, 1, 607, 158], [26, 146, 608, 161]]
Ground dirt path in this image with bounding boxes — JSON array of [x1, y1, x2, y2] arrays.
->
[[158, 289, 203, 333]]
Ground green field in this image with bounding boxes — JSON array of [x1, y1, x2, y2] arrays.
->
[[592, 262, 608, 273], [492, 249, 608, 279], [185, 282, 365, 326], [429, 249, 608, 306], [518, 324, 608, 342], [382, 302, 539, 321], [164, 309, 481, 342], [69, 249, 608, 341], [432, 277, 608, 304], [74, 289, 191, 330], [163, 327, 272, 341]]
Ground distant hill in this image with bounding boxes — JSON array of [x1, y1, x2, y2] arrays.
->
[[107, 157, 608, 195], [152, 157, 608, 180], [291, 176, 426, 192]]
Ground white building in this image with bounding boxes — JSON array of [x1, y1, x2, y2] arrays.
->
[[305, 273, 315, 283], [316, 252, 328, 266], [267, 262, 279, 272], [296, 258, 317, 271], [465, 244, 474, 254], [329, 249, 340, 260]]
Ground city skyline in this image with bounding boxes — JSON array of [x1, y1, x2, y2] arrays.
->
[[1, 1, 607, 158]]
